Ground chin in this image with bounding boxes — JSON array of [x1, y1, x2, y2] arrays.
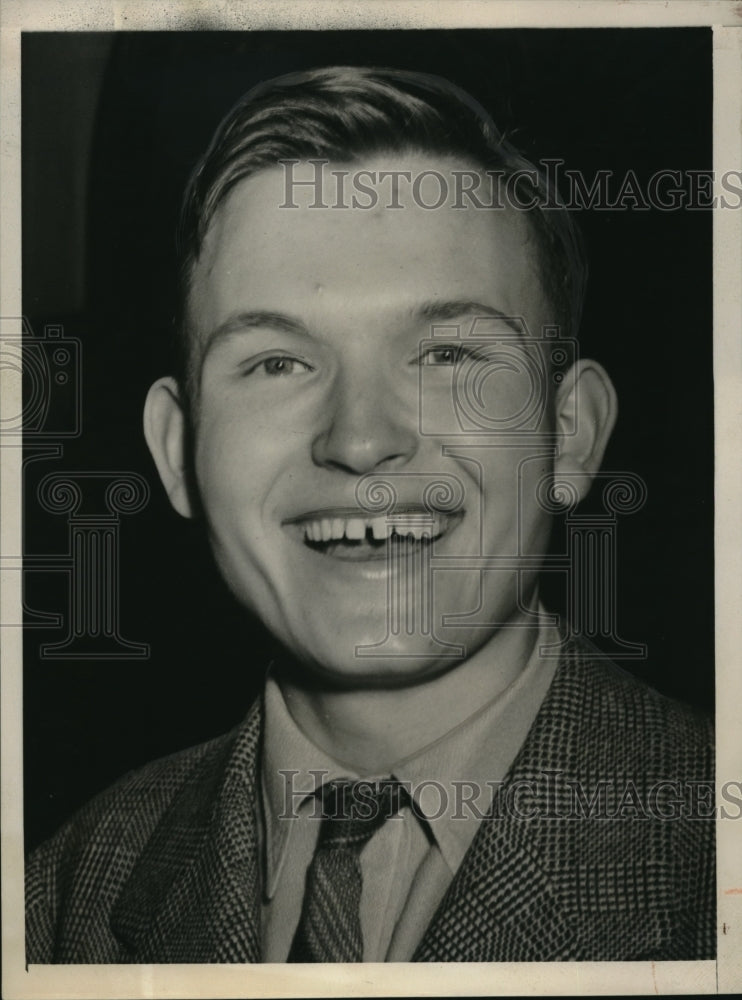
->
[[281, 628, 472, 691]]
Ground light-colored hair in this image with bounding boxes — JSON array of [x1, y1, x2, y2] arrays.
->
[[175, 65, 587, 402]]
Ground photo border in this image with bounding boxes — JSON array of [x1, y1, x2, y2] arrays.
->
[[2, 2, 740, 996]]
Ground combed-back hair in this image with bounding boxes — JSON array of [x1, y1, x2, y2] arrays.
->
[[176, 65, 587, 402]]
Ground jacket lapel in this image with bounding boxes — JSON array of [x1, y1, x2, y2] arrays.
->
[[110, 702, 264, 963], [413, 808, 583, 961], [413, 638, 670, 961], [412, 649, 585, 963]]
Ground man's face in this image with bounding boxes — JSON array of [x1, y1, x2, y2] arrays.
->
[[186, 155, 557, 684]]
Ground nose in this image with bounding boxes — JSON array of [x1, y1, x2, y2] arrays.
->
[[311, 372, 419, 475]]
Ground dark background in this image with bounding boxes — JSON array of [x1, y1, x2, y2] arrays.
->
[[22, 29, 714, 850]]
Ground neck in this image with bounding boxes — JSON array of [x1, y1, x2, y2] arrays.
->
[[276, 607, 542, 774]]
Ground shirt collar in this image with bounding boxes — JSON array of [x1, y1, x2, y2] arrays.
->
[[260, 675, 361, 899], [261, 610, 560, 893], [391, 615, 559, 872]]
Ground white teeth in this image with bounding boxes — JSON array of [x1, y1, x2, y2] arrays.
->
[[370, 517, 388, 541], [407, 525, 431, 541], [390, 516, 443, 540], [302, 513, 449, 543], [345, 518, 366, 541]]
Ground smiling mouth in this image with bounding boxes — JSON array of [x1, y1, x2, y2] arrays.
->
[[284, 510, 463, 561]]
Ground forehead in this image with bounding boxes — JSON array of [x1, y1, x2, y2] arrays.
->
[[188, 154, 548, 339]]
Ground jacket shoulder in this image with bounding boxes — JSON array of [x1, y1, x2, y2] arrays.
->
[[517, 638, 715, 959], [25, 717, 255, 963], [549, 637, 713, 776]]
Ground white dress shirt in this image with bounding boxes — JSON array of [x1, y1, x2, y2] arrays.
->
[[259, 616, 560, 961]]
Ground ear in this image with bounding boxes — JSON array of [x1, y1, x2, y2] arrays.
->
[[143, 376, 195, 519], [553, 359, 618, 502]]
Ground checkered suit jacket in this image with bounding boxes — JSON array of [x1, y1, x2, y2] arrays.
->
[[26, 638, 715, 963]]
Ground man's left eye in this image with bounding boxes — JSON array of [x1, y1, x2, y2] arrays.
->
[[258, 356, 312, 376], [420, 346, 461, 366], [418, 344, 492, 367]]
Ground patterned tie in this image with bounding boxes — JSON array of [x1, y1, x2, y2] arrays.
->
[[287, 778, 404, 963]]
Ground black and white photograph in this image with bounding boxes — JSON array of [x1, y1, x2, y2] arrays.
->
[[2, 2, 741, 997]]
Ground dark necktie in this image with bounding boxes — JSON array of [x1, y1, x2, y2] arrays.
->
[[287, 778, 404, 963]]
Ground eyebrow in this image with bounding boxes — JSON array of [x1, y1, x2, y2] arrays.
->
[[202, 299, 522, 355], [203, 310, 310, 355], [413, 299, 523, 334]]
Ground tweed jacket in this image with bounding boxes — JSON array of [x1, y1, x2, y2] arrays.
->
[[26, 638, 715, 963]]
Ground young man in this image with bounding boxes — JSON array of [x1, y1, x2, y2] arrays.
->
[[26, 66, 714, 963]]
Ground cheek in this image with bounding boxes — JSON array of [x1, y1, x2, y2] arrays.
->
[[477, 445, 554, 538], [516, 454, 555, 552], [192, 418, 268, 538]]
